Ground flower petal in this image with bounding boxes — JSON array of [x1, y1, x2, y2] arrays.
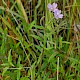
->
[[53, 8, 58, 12], [47, 4, 52, 8], [47, 4, 53, 11], [54, 13, 59, 19], [58, 14, 63, 18], [52, 2, 57, 9]]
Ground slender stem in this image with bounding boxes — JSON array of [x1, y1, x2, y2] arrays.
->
[[57, 57, 59, 80]]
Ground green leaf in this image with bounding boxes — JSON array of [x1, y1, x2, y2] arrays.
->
[[2, 67, 9, 77], [0, 26, 3, 33], [48, 53, 57, 63], [37, 54, 42, 66], [29, 35, 42, 41], [17, 55, 23, 70], [0, 16, 11, 29], [20, 77, 30, 80], [31, 62, 36, 80], [17, 70, 20, 80], [8, 49, 14, 66], [28, 20, 36, 30], [24, 41, 33, 49], [1, 63, 9, 66], [34, 25, 44, 29], [17, 55, 21, 67]]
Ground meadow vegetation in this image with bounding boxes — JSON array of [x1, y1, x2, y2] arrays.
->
[[0, 0, 80, 80]]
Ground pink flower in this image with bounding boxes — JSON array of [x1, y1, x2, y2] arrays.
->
[[47, 3, 57, 12], [54, 10, 63, 19], [47, 2, 63, 19]]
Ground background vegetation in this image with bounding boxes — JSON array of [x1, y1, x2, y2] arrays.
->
[[0, 0, 80, 80]]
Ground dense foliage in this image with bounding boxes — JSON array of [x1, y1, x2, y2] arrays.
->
[[0, 0, 80, 80]]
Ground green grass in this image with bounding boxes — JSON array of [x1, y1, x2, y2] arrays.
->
[[0, 0, 80, 80]]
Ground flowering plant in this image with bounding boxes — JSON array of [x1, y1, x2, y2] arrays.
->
[[47, 2, 63, 19]]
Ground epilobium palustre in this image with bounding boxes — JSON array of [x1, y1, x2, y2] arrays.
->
[[47, 2, 63, 19]]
